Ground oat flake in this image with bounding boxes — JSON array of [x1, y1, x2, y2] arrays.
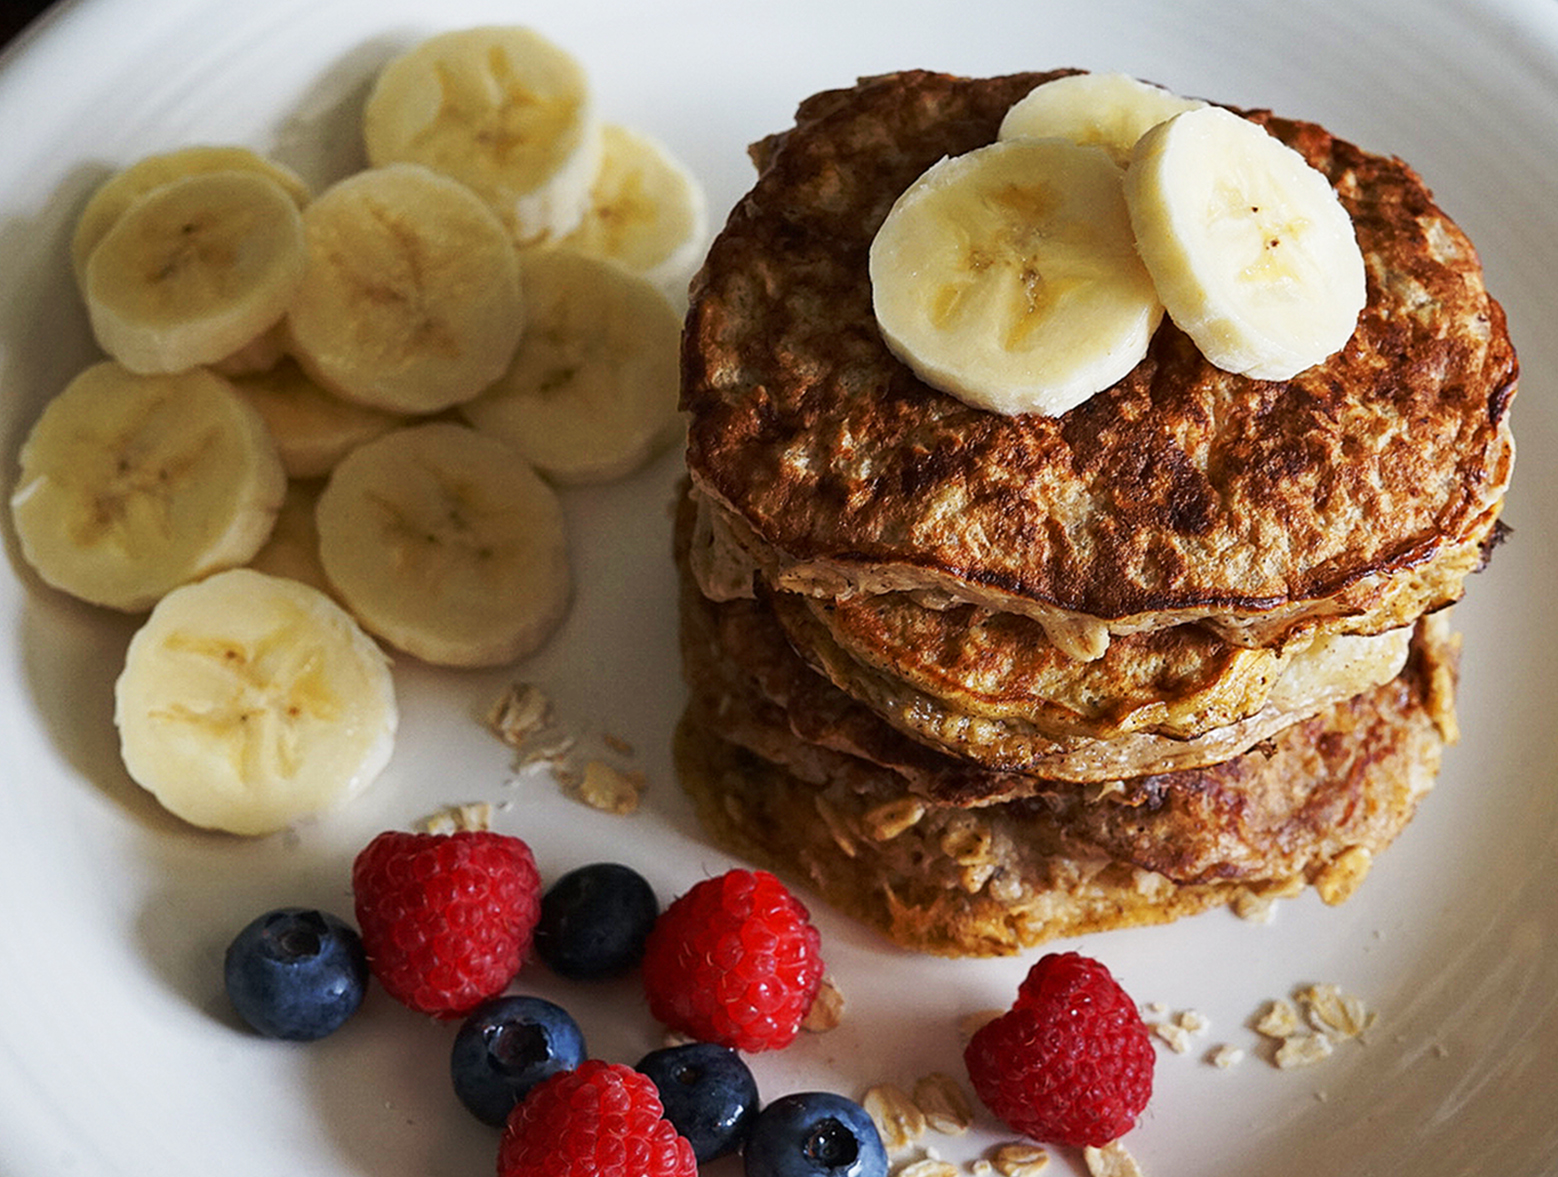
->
[[896, 1160, 958, 1177], [802, 976, 845, 1032], [991, 1142, 1049, 1177], [1255, 998, 1300, 1039], [1275, 1032, 1335, 1069], [863, 1083, 926, 1153], [912, 1072, 973, 1135], [1083, 1140, 1144, 1177]]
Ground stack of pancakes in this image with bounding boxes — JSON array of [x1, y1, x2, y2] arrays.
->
[[673, 69, 1516, 956]]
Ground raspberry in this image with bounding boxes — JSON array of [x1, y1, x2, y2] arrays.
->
[[351, 829, 541, 1019], [497, 1059, 696, 1177], [963, 951, 1154, 1148], [640, 868, 824, 1052]]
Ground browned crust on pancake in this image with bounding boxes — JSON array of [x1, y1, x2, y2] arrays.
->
[[682, 70, 1515, 642], [674, 617, 1456, 956]]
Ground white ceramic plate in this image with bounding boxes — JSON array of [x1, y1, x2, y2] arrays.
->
[[2, 1, 1555, 1174]]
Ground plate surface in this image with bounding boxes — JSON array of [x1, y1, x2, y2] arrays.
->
[[2, 2, 1555, 1175]]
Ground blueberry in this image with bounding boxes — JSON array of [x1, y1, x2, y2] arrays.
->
[[744, 1092, 888, 1177], [449, 994, 587, 1126], [532, 861, 658, 980], [223, 907, 368, 1041], [636, 1041, 759, 1162]]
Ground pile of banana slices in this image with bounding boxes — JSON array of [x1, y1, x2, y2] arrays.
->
[[870, 72, 1368, 417], [9, 25, 707, 835]]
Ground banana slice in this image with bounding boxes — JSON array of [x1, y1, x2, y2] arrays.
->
[[459, 250, 682, 485], [114, 567, 397, 836], [247, 479, 332, 596], [869, 138, 1163, 417], [71, 144, 310, 286], [363, 25, 602, 246], [83, 170, 308, 374], [557, 123, 707, 292], [232, 357, 403, 480], [1124, 105, 1367, 380], [999, 72, 1205, 164], [315, 422, 571, 667], [10, 362, 285, 611], [284, 162, 525, 415], [210, 322, 288, 377]]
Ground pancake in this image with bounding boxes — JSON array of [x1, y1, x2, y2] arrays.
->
[[682, 69, 1516, 661], [771, 585, 1410, 743], [678, 484, 1412, 790], [674, 613, 1458, 956]]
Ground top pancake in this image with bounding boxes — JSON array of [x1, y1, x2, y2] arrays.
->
[[682, 70, 1516, 657]]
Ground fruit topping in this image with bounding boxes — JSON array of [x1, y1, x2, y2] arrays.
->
[[114, 568, 396, 835], [497, 1058, 697, 1177], [223, 907, 367, 1041], [869, 137, 1161, 417], [314, 421, 571, 669], [635, 1040, 759, 1162], [450, 994, 587, 1127], [12, 363, 285, 613], [963, 951, 1155, 1148], [640, 868, 824, 1052], [350, 829, 542, 1018], [1124, 103, 1366, 381], [743, 1091, 889, 1177], [998, 71, 1205, 164], [533, 861, 660, 981], [458, 248, 684, 485], [363, 26, 601, 248]]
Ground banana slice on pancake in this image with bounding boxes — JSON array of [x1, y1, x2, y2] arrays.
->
[[1125, 104, 1367, 380], [363, 25, 602, 246], [999, 71, 1205, 164], [869, 137, 1163, 416], [83, 170, 307, 374], [9, 362, 285, 611], [315, 422, 571, 668], [114, 568, 397, 835]]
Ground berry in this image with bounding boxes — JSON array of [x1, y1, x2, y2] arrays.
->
[[450, 994, 587, 1127], [223, 907, 367, 1040], [533, 861, 659, 980], [635, 1041, 759, 1162], [350, 829, 542, 1018], [640, 868, 823, 1051], [744, 1091, 888, 1177], [963, 951, 1154, 1148], [497, 1058, 696, 1177]]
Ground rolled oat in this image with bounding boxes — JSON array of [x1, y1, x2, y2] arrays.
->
[[575, 759, 644, 815], [895, 1160, 958, 1177], [1083, 1140, 1144, 1177], [991, 1142, 1049, 1177], [863, 1083, 927, 1153], [912, 1072, 973, 1135], [802, 976, 845, 1032]]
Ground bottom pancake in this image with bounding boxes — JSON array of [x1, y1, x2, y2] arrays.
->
[[673, 617, 1459, 957]]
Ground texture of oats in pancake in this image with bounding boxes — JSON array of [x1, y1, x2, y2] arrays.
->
[[682, 69, 1515, 659], [674, 615, 1458, 957]]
